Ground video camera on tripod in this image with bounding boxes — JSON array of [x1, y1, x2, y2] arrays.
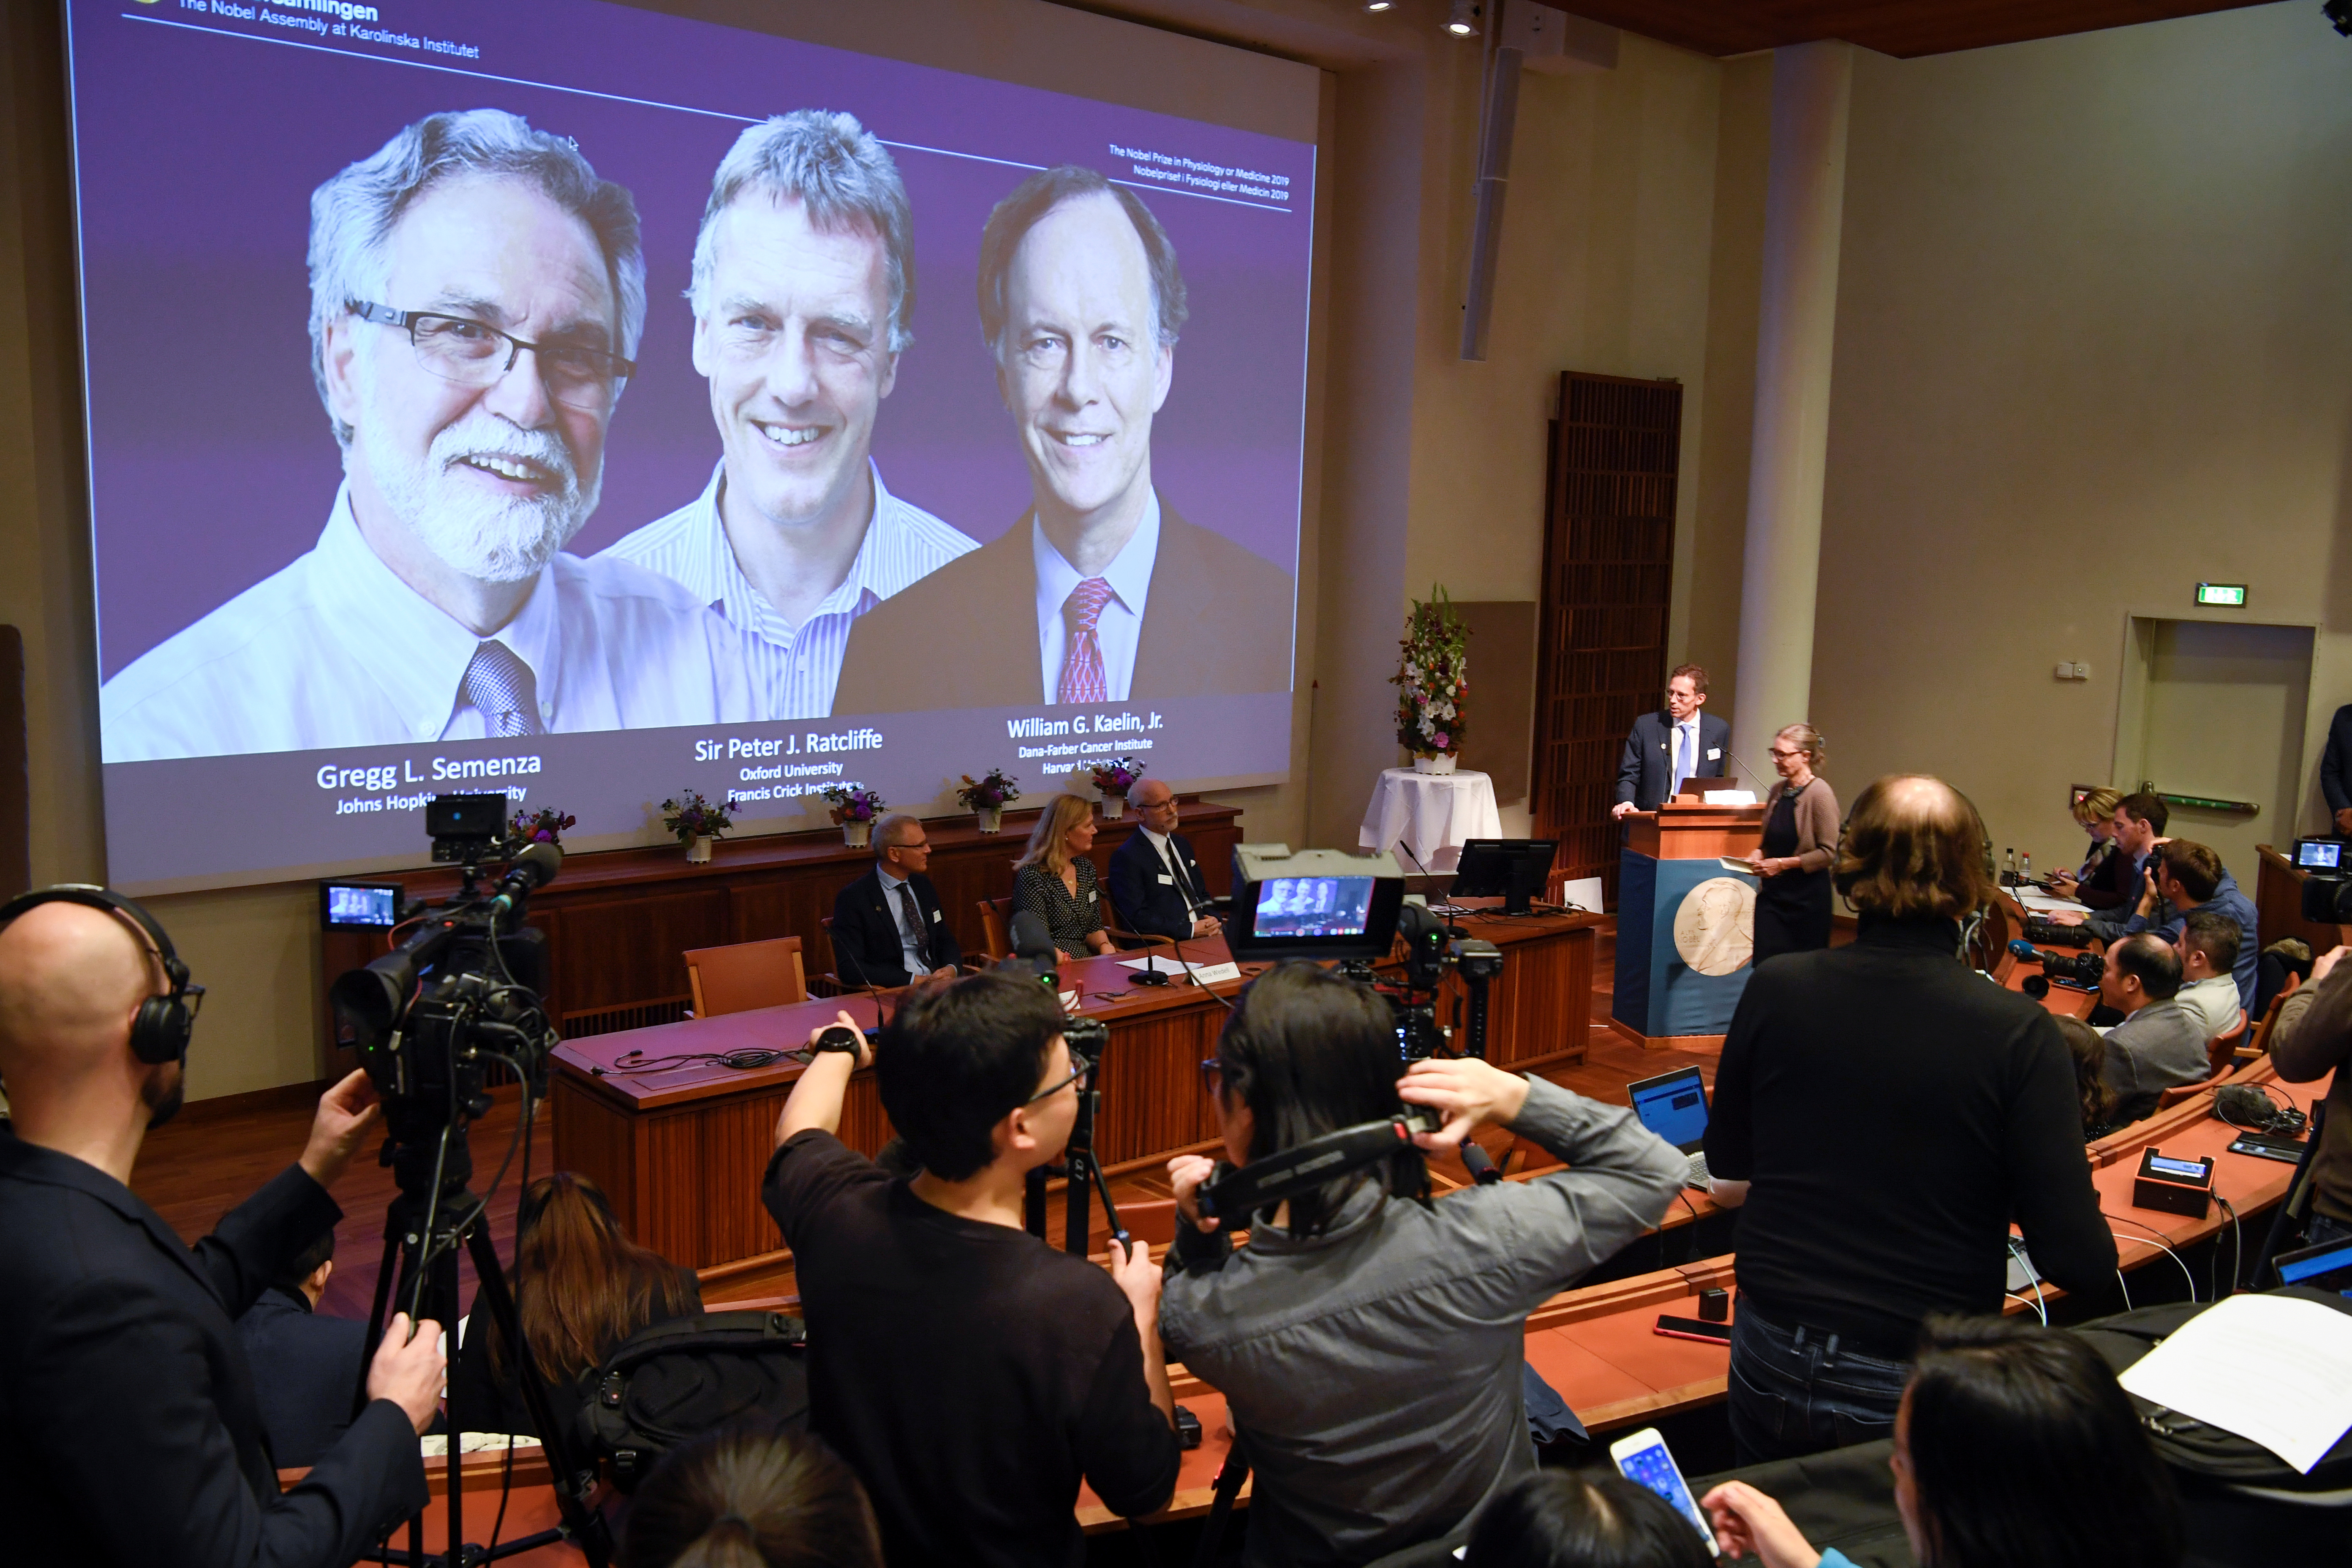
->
[[328, 794, 611, 1568], [1203, 845, 1510, 1214]]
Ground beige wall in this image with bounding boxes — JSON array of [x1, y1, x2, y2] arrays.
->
[[1809, 1, 2352, 871]]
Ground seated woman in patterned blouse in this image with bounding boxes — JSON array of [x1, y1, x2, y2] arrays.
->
[[1011, 794, 1117, 960]]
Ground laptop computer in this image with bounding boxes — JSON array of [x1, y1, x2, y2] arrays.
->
[[1627, 1067, 1714, 1192]]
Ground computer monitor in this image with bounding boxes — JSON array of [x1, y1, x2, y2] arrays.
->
[[1450, 838, 1559, 915], [1627, 1067, 1710, 1154]]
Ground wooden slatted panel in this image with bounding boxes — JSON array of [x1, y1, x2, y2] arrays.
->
[[1532, 371, 1683, 908]]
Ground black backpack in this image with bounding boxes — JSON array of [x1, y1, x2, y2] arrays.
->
[[2075, 1287, 2352, 1493], [580, 1309, 811, 1490]]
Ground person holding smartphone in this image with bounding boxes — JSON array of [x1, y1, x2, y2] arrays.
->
[[1160, 961, 1687, 1568]]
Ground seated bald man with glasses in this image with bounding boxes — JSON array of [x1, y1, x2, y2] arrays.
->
[[762, 972, 1178, 1567], [1108, 779, 1220, 940], [101, 108, 751, 762]]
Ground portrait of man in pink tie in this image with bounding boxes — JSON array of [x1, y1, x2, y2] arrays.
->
[[98, 109, 754, 762], [830, 165, 1294, 715]]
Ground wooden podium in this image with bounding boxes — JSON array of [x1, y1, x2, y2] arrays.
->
[[1612, 798, 1767, 1050]]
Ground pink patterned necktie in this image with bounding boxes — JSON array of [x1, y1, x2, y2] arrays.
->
[[1056, 577, 1116, 705]]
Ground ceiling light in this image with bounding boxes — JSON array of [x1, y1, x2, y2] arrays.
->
[[1363, 0, 1394, 11], [1446, 0, 1481, 37]]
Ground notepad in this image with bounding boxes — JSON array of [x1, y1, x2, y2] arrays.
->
[[2116, 1294, 2352, 1473], [1120, 957, 1242, 985], [1719, 857, 1759, 875], [2017, 892, 2088, 914]]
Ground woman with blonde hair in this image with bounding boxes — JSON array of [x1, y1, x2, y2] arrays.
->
[[2048, 787, 2132, 909], [1749, 723, 1839, 963], [1011, 793, 1116, 958]]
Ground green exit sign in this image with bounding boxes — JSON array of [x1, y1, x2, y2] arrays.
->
[[2195, 583, 2247, 607]]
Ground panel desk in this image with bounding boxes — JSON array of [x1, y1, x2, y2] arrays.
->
[[551, 912, 1600, 1272], [319, 799, 1242, 1042]]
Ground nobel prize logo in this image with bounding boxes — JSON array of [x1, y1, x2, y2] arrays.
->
[[1672, 876, 1755, 977]]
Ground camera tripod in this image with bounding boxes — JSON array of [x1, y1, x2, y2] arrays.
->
[[354, 1106, 610, 1568], [1023, 1023, 1128, 1255]]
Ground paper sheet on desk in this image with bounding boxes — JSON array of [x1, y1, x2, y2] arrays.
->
[[2117, 1295, 2352, 1473], [2017, 892, 2088, 914], [1119, 957, 1242, 985]]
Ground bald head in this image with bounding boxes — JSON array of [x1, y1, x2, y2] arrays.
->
[[1832, 773, 1996, 921], [1131, 779, 1173, 810], [0, 901, 163, 1089]]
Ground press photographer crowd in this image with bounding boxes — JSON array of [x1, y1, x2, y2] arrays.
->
[[3, 766, 2349, 1568]]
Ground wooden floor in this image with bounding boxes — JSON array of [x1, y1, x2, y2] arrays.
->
[[131, 927, 1695, 1320]]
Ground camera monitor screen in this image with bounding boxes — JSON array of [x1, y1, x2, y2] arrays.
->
[[2297, 838, 2343, 871], [63, 0, 1315, 892], [320, 882, 403, 930], [1252, 877, 1375, 939], [2144, 1152, 2211, 1181]]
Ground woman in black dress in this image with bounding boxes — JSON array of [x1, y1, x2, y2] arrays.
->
[[1748, 723, 1839, 964], [1011, 793, 1117, 959], [2047, 787, 2132, 909]]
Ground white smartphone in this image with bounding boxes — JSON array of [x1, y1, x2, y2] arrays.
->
[[1609, 1426, 1720, 1557]]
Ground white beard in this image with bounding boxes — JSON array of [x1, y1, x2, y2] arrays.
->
[[364, 398, 600, 585]]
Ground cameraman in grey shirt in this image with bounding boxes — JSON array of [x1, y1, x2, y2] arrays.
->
[[1159, 963, 1685, 1568]]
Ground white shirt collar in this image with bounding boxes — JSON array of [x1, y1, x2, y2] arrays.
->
[[310, 483, 562, 739], [877, 863, 909, 892], [1032, 490, 1161, 630]]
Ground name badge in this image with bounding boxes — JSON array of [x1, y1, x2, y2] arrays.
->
[[1708, 748, 1721, 760], [930, 909, 941, 922], [1085, 890, 1096, 905], [1157, 874, 1174, 885]]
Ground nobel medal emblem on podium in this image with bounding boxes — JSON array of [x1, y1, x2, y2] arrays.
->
[[1613, 795, 1766, 1048]]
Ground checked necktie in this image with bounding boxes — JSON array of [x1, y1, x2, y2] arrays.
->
[[1056, 577, 1116, 705], [460, 640, 543, 737]]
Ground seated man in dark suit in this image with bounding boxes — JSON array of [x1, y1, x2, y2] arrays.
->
[[828, 812, 961, 990], [1609, 664, 1732, 818], [234, 1227, 369, 1469], [830, 165, 1293, 716], [1107, 779, 1219, 941], [0, 890, 442, 1568]]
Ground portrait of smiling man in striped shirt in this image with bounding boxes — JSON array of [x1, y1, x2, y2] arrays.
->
[[603, 110, 978, 720]]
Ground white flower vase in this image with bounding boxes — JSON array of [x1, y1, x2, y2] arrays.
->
[[976, 806, 1004, 834], [1103, 794, 1128, 819], [843, 821, 871, 849], [1413, 753, 1459, 776], [686, 833, 714, 863]]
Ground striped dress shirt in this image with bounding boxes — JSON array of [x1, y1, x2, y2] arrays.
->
[[600, 458, 978, 720]]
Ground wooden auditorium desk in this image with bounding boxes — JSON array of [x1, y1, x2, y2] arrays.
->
[[2254, 841, 2352, 958], [552, 912, 1601, 1274]]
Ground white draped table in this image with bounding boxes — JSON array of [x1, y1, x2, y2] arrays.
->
[[1358, 767, 1503, 874]]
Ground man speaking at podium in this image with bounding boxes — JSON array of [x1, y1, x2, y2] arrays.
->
[[1610, 664, 1730, 818]]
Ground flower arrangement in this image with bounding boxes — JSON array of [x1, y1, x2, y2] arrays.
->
[[956, 770, 1022, 811], [1392, 585, 1469, 757], [821, 785, 886, 825], [660, 789, 734, 844], [508, 807, 576, 847], [1088, 757, 1147, 798]]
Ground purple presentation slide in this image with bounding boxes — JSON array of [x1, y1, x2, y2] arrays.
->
[[64, 0, 1312, 890]]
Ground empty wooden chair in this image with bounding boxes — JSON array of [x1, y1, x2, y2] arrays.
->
[[682, 936, 807, 1019], [978, 897, 1013, 962]]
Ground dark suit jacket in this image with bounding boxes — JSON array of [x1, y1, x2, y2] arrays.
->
[[1614, 710, 1732, 811], [234, 1287, 369, 1470], [2324, 703, 2352, 815], [0, 1132, 426, 1567], [1108, 827, 1210, 941], [829, 868, 962, 990], [830, 499, 1295, 713]]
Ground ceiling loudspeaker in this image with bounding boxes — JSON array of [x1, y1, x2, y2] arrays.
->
[[1459, 3, 1617, 360]]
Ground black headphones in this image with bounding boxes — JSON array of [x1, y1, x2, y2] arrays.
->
[[0, 884, 200, 1066]]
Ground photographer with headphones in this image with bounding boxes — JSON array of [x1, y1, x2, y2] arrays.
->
[[1160, 962, 1687, 1568], [0, 887, 443, 1567]]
